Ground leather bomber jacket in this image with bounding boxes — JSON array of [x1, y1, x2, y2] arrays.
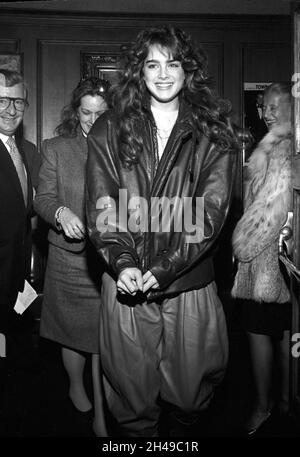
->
[[86, 101, 237, 300]]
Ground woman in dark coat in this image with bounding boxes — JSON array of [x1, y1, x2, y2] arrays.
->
[[34, 77, 110, 436], [86, 25, 237, 436]]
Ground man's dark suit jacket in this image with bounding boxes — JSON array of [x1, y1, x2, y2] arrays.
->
[[0, 137, 40, 311], [245, 102, 268, 145]]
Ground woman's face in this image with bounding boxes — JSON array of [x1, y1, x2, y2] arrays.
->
[[263, 92, 291, 130], [77, 94, 107, 135], [143, 44, 185, 110]]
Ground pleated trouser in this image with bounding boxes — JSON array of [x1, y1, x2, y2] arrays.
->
[[100, 272, 228, 436]]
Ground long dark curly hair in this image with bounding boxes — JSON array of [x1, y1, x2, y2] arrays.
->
[[56, 77, 111, 138], [112, 25, 237, 168]]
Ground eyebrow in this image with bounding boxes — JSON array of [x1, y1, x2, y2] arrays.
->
[[145, 58, 179, 64], [81, 108, 105, 112]]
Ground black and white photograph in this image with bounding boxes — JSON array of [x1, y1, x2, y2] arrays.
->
[[243, 82, 270, 160], [0, 0, 300, 447]]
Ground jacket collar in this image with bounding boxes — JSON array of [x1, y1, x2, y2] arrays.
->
[[0, 136, 32, 210], [63, 126, 88, 156], [142, 95, 194, 135], [248, 121, 292, 171], [246, 121, 292, 199]]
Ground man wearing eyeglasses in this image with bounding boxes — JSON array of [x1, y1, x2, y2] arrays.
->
[[0, 69, 40, 377]]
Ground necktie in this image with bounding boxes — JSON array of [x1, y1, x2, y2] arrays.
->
[[6, 136, 28, 204], [257, 106, 263, 119]]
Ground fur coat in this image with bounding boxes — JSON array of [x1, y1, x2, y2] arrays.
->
[[231, 122, 292, 303]]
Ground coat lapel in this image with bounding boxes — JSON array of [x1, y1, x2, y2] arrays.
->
[[0, 138, 27, 208], [71, 131, 87, 159], [16, 137, 33, 211], [58, 133, 87, 221]]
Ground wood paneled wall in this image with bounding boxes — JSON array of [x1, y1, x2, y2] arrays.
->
[[0, 9, 292, 296], [0, 10, 291, 149]]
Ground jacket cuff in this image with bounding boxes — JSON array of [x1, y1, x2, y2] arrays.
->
[[54, 206, 66, 228], [149, 253, 176, 289], [111, 250, 140, 276]]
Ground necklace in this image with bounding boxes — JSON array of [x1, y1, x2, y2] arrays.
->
[[157, 126, 173, 140], [151, 106, 179, 159], [152, 107, 178, 136]]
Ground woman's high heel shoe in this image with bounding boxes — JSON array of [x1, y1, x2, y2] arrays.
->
[[244, 407, 273, 435], [246, 411, 271, 435]]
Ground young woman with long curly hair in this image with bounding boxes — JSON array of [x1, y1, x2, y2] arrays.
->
[[86, 25, 238, 437]]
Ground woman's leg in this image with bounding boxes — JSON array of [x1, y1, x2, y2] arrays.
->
[[276, 330, 290, 414], [62, 346, 92, 412], [92, 354, 108, 436], [245, 332, 273, 431]]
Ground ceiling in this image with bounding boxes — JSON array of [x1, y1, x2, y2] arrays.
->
[[0, 0, 293, 15]]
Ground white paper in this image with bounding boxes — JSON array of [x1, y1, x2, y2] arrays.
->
[[14, 280, 38, 315]]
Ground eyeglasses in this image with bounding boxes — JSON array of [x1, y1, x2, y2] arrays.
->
[[0, 97, 28, 112]]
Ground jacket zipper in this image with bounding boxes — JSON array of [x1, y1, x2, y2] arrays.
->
[[143, 118, 192, 272], [143, 121, 157, 272]]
